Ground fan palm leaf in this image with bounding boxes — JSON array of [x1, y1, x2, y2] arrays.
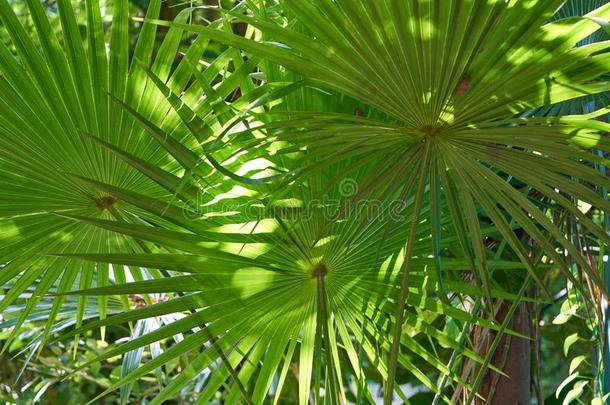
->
[[0, 0, 257, 346], [1, 0, 608, 403], [55, 159, 526, 403], [43, 50, 535, 400], [150, 1, 610, 400]]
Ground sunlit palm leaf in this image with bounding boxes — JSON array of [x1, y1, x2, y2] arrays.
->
[[50, 55, 532, 399], [1, 1, 607, 403], [56, 161, 525, 403], [0, 0, 233, 349], [155, 1, 610, 400]]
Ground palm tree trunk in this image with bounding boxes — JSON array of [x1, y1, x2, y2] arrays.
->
[[476, 302, 531, 405]]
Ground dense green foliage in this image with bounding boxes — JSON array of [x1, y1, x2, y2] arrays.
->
[[0, 0, 609, 403]]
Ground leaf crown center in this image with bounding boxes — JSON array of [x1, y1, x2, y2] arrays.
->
[[94, 195, 118, 211], [418, 124, 442, 137], [310, 262, 329, 279]]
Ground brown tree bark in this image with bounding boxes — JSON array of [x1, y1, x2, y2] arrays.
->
[[476, 302, 532, 405]]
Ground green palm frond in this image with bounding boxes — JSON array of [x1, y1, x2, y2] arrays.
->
[[149, 2, 610, 400], [528, 0, 610, 116], [47, 58, 532, 399], [168, 0, 610, 284], [0, 0, 241, 347], [1, 1, 608, 403], [55, 158, 527, 403]]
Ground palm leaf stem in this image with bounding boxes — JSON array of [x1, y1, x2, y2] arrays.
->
[[384, 138, 431, 405]]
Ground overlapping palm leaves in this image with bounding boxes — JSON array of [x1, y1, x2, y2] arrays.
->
[[531, 0, 610, 116], [56, 152, 523, 403], [10, 13, 522, 399], [0, 0, 240, 347], [176, 0, 610, 290], [156, 0, 610, 400], [0, 0, 609, 403]]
